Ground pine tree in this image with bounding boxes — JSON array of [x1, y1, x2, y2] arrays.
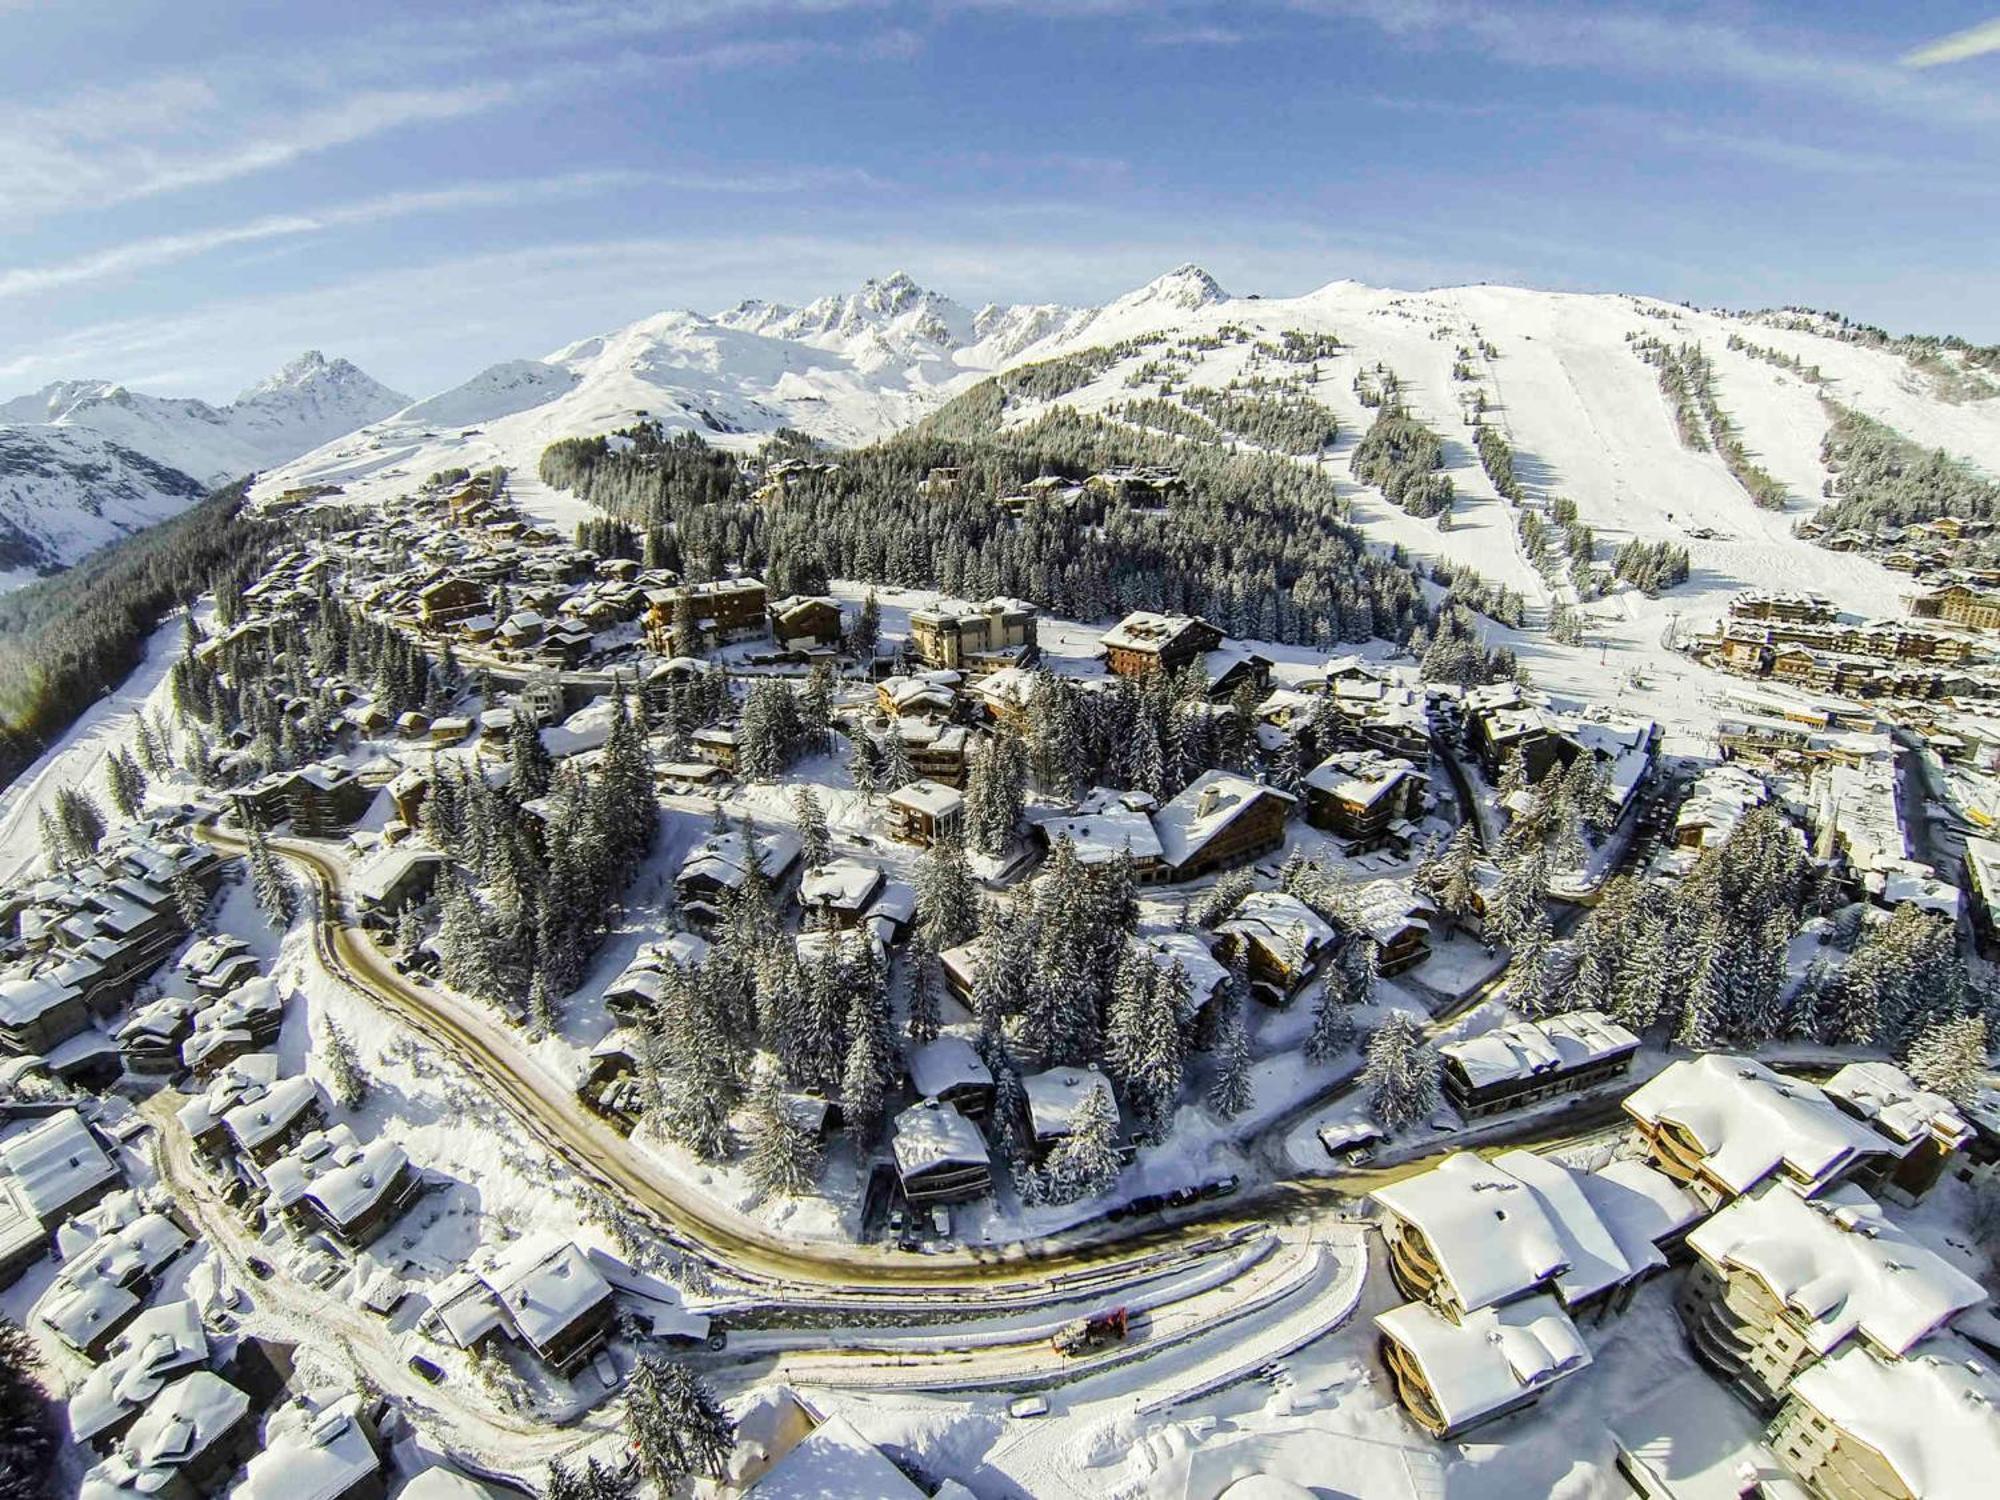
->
[[1508, 912, 1554, 1014], [527, 973, 558, 1037], [670, 592, 704, 659], [247, 830, 298, 927], [880, 725, 915, 794], [394, 903, 424, 964], [847, 730, 880, 801], [625, 1354, 734, 1492], [170, 867, 209, 932], [1039, 1082, 1122, 1204], [841, 983, 892, 1147], [1304, 966, 1357, 1064], [744, 1063, 822, 1197], [1206, 990, 1254, 1119], [965, 729, 1028, 856], [1486, 844, 1547, 948], [541, 1460, 585, 1500], [320, 1020, 367, 1110], [0, 1319, 60, 1500], [905, 935, 942, 1046], [916, 830, 980, 950], [437, 873, 501, 1006], [793, 785, 831, 872], [509, 705, 553, 801], [1363, 1012, 1441, 1132], [1906, 1014, 1988, 1105]]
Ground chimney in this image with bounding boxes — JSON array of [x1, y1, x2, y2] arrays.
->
[[1197, 783, 1221, 818]]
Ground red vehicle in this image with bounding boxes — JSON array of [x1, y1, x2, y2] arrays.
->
[[1051, 1307, 1128, 1356]]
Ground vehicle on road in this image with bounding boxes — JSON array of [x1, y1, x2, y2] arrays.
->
[[408, 1355, 445, 1384], [930, 1205, 951, 1239], [1008, 1395, 1050, 1418], [1052, 1307, 1128, 1356], [1199, 1174, 1240, 1200]]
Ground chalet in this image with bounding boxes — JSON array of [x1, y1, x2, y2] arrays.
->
[[897, 719, 971, 789], [1152, 772, 1293, 882], [1908, 580, 2000, 630], [1677, 1179, 1983, 1411], [1821, 1060, 1973, 1204], [78, 1371, 257, 1500], [429, 715, 472, 747], [1731, 589, 1839, 625], [221, 1075, 327, 1166], [417, 578, 485, 630], [691, 725, 741, 772], [1100, 612, 1224, 679], [906, 1037, 994, 1116], [674, 827, 802, 927], [891, 1100, 991, 1205], [1372, 1149, 1699, 1438], [1129, 931, 1229, 1019], [285, 764, 375, 835], [1623, 1055, 1895, 1209], [906, 597, 1038, 674], [0, 1109, 121, 1229], [176, 1054, 284, 1158], [266, 1131, 423, 1250], [1215, 891, 1336, 1003], [971, 665, 1038, 730], [1022, 1067, 1119, 1156], [768, 594, 843, 651], [1671, 764, 1770, 851], [0, 971, 86, 1054], [236, 1395, 385, 1500], [1085, 464, 1185, 508], [1437, 1011, 1640, 1119], [114, 996, 197, 1074], [1767, 1337, 2000, 1500], [38, 1209, 191, 1359], [644, 576, 768, 649], [427, 1239, 615, 1374], [1199, 644, 1273, 701], [885, 780, 964, 848], [68, 1299, 208, 1451], [349, 845, 444, 920], [1345, 879, 1435, 975], [799, 858, 885, 930], [1303, 751, 1426, 849], [1035, 793, 1167, 884], [875, 671, 959, 720]]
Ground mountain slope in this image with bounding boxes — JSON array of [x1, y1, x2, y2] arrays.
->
[[0, 351, 406, 583]]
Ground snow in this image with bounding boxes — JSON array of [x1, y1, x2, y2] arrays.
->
[[1375, 1290, 1591, 1435], [0, 1108, 119, 1223], [1785, 1337, 2000, 1500]]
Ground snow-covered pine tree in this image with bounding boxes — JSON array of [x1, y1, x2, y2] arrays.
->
[[526, 973, 559, 1038], [792, 784, 831, 872], [905, 934, 942, 1046], [169, 867, 209, 933], [247, 830, 298, 927], [1486, 844, 1548, 948], [1362, 1012, 1441, 1132], [1303, 966, 1357, 1064], [744, 1063, 823, 1197], [880, 725, 915, 794], [1206, 990, 1254, 1119], [846, 730, 880, 801], [1905, 1014, 1988, 1105], [320, 1020, 368, 1110], [915, 830, 980, 951], [1039, 1081, 1122, 1204], [971, 901, 1034, 1042], [624, 1354, 734, 1492], [1508, 912, 1554, 1014], [508, 706, 553, 801]]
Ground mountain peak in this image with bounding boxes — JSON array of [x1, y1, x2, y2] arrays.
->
[[1118, 263, 1230, 312]]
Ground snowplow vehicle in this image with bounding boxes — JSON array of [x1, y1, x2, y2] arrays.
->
[[1051, 1307, 1128, 1356]]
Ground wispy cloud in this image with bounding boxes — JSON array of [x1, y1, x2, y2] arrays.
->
[[1903, 16, 2000, 68], [0, 78, 513, 219], [1142, 24, 1248, 47]]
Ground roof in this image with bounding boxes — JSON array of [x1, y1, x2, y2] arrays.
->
[[1153, 771, 1294, 870], [1786, 1337, 2000, 1500], [677, 828, 803, 892], [1303, 750, 1422, 806], [1040, 803, 1163, 865], [749, 1413, 926, 1500], [1439, 1011, 1639, 1092], [1372, 1152, 1571, 1311], [1491, 1150, 1700, 1308], [1374, 1292, 1590, 1432], [1687, 1181, 1985, 1357], [1100, 611, 1214, 654], [886, 779, 962, 817], [222, 1075, 324, 1153], [800, 858, 883, 912], [1131, 932, 1228, 1018], [102, 1372, 249, 1486], [0, 972, 78, 1026], [349, 845, 443, 905], [1609, 1369, 1806, 1500], [67, 1300, 207, 1445], [399, 1470, 509, 1500], [1823, 1060, 1973, 1151], [1022, 1066, 1117, 1140], [907, 1038, 992, 1100], [236, 1394, 380, 1500], [891, 1100, 990, 1177], [488, 1240, 612, 1352], [306, 1138, 412, 1229], [0, 1108, 119, 1222], [1623, 1054, 1894, 1197], [1216, 890, 1334, 970]]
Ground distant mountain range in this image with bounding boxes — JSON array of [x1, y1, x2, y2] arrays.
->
[[0, 352, 407, 583]]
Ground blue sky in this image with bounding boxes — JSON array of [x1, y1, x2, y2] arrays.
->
[[3, 1, 1998, 401]]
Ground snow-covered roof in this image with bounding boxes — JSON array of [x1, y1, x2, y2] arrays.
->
[[800, 858, 884, 913], [907, 1038, 992, 1101], [1100, 611, 1212, 654], [399, 1469, 509, 1500], [749, 1413, 927, 1500], [488, 1240, 612, 1352], [1490, 1150, 1700, 1309], [1787, 1337, 2000, 1500], [887, 779, 962, 816], [1438, 1011, 1639, 1092], [1022, 1066, 1117, 1141], [87, 1372, 249, 1496], [1217, 890, 1334, 969], [0, 972, 77, 1026], [1609, 1369, 1803, 1500], [306, 1138, 411, 1229], [261, 1124, 365, 1209], [1303, 750, 1422, 806], [1345, 878, 1432, 945], [0, 1108, 118, 1223], [1153, 771, 1293, 871], [1673, 764, 1769, 843], [349, 844, 443, 905], [1040, 802, 1163, 865], [66, 1300, 207, 1445], [236, 1394, 380, 1500], [1687, 1180, 1985, 1357], [222, 1075, 324, 1154], [1623, 1054, 1895, 1197], [891, 1100, 990, 1176], [678, 827, 803, 892], [1131, 932, 1228, 1016], [1823, 1060, 1974, 1152], [1371, 1151, 1571, 1312], [1374, 1292, 1590, 1432]]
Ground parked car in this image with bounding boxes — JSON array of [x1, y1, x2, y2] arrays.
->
[[1199, 1175, 1240, 1200], [407, 1355, 445, 1385], [930, 1205, 951, 1239], [1008, 1395, 1050, 1418], [1128, 1193, 1166, 1217]]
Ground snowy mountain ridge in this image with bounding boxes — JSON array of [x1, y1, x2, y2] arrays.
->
[[0, 350, 407, 585]]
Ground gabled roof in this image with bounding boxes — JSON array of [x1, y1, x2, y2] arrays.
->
[[1787, 1337, 2000, 1500], [1371, 1151, 1570, 1312], [1374, 1292, 1590, 1432]]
